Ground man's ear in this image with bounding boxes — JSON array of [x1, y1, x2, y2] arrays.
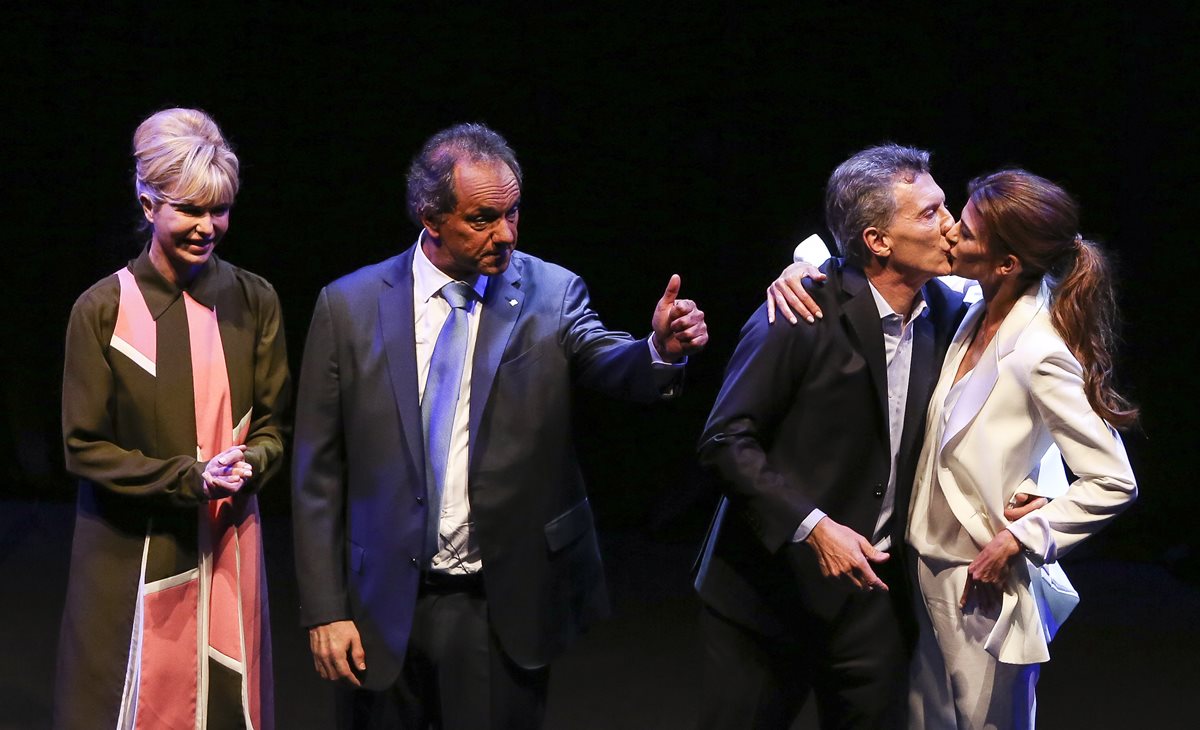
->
[[420, 213, 442, 242], [863, 226, 890, 258], [139, 195, 157, 223]]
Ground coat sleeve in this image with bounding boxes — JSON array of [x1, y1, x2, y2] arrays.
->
[[291, 287, 353, 627], [240, 279, 291, 492], [62, 286, 208, 507], [559, 274, 672, 403], [1006, 348, 1138, 564], [697, 305, 819, 553]]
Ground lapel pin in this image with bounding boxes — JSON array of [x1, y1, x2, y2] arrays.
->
[[508, 298, 519, 307]]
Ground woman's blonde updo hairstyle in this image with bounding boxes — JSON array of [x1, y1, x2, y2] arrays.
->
[[133, 108, 239, 207]]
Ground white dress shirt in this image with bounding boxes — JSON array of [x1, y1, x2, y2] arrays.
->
[[413, 239, 488, 574], [868, 282, 928, 549]]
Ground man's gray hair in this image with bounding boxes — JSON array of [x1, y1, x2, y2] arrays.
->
[[824, 144, 931, 265], [406, 122, 523, 226]]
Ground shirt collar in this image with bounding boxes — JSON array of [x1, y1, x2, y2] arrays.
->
[[866, 279, 928, 324], [129, 243, 228, 319], [413, 233, 488, 304]]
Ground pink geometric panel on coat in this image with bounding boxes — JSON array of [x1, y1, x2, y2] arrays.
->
[[112, 268, 157, 375], [135, 579, 199, 728], [183, 295, 246, 677], [208, 498, 243, 665], [183, 293, 233, 464], [240, 496, 271, 729]]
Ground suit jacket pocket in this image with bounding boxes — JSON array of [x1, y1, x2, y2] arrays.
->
[[544, 498, 593, 553], [498, 340, 547, 374], [349, 541, 365, 574]]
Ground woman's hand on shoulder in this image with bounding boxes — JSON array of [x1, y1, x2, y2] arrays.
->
[[766, 262, 826, 325]]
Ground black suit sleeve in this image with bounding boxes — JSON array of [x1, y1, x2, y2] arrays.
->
[[698, 304, 821, 554], [291, 287, 352, 627]]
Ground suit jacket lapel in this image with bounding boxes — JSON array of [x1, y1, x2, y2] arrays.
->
[[468, 256, 524, 473], [380, 246, 426, 476], [899, 314, 935, 464], [890, 311, 935, 546], [839, 267, 889, 437]]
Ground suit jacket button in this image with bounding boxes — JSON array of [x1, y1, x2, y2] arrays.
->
[[873, 484, 885, 498], [410, 557, 418, 567], [416, 495, 424, 505]]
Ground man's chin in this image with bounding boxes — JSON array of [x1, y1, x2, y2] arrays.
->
[[481, 255, 512, 275]]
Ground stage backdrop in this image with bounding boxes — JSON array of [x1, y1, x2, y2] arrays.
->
[[4, 1, 1195, 568]]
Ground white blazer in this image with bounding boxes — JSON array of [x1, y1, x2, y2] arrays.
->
[[908, 278, 1137, 664]]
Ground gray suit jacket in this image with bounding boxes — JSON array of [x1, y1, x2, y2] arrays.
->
[[292, 244, 676, 688]]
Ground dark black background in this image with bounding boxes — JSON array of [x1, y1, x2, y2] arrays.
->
[[4, 2, 1196, 572]]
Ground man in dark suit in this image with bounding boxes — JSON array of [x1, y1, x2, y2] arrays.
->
[[693, 144, 966, 729], [292, 123, 708, 729]]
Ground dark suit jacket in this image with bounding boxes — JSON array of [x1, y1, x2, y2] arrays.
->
[[693, 259, 965, 639], [292, 244, 674, 689]]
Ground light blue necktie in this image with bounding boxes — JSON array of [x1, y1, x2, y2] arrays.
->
[[422, 280, 474, 562]]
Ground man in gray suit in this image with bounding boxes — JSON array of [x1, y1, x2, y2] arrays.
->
[[292, 123, 707, 729]]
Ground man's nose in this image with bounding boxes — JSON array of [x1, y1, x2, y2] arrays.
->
[[945, 221, 960, 245], [493, 218, 516, 244], [939, 207, 955, 234]]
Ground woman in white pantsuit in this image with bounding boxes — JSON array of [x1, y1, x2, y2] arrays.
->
[[906, 169, 1139, 729]]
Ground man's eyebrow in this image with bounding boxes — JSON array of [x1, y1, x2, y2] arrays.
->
[[914, 198, 942, 217], [908, 202, 934, 218], [468, 199, 521, 215], [466, 205, 501, 216]]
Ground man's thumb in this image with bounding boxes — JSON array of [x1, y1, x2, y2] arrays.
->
[[660, 274, 681, 306]]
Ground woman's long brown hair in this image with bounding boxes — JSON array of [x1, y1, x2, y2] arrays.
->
[[969, 169, 1139, 429]]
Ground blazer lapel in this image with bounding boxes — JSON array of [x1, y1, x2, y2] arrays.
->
[[468, 256, 524, 473], [380, 246, 426, 476], [941, 281, 1049, 451], [923, 299, 990, 545], [839, 267, 889, 437], [937, 301, 983, 448], [943, 300, 983, 374]]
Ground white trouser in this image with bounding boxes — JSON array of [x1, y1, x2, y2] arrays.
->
[[909, 556, 1040, 730]]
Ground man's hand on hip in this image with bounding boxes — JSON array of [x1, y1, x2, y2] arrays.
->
[[804, 517, 890, 592]]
